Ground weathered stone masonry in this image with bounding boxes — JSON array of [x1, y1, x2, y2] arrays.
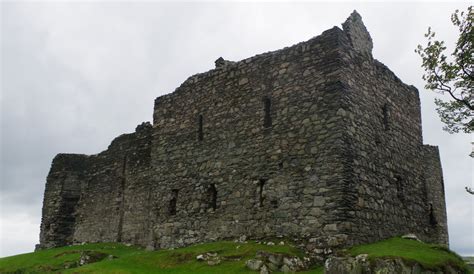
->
[[38, 11, 448, 257]]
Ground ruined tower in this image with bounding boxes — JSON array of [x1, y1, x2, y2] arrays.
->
[[38, 11, 448, 257]]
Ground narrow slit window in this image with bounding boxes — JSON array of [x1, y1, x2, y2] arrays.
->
[[382, 103, 391, 131], [429, 203, 437, 226], [263, 97, 272, 128], [207, 184, 217, 210], [169, 189, 178, 215], [258, 179, 266, 207], [198, 114, 204, 141], [394, 175, 404, 202]]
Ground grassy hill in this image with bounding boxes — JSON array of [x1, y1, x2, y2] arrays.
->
[[347, 237, 469, 273], [0, 238, 469, 273]]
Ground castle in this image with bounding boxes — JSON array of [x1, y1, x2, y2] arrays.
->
[[38, 11, 448, 258]]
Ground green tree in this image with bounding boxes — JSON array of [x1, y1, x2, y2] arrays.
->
[[415, 6, 473, 134]]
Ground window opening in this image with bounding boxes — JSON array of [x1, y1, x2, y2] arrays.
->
[[258, 179, 266, 207], [169, 189, 178, 215], [395, 175, 404, 201], [270, 200, 278, 209], [382, 103, 391, 131], [208, 184, 217, 210], [429, 203, 437, 226], [263, 97, 272, 128], [198, 114, 204, 141]]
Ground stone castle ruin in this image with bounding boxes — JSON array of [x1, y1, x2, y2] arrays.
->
[[38, 11, 448, 258]]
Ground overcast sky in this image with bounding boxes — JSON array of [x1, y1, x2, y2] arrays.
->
[[1, 1, 472, 258]]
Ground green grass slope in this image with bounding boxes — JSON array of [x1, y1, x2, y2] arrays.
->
[[464, 256, 474, 272], [348, 237, 469, 273], [0, 237, 468, 273], [0, 241, 321, 274]]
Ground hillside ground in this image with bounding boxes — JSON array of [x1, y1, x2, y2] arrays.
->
[[0, 237, 469, 273]]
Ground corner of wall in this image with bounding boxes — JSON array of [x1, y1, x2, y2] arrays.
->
[[422, 145, 449, 246], [38, 154, 88, 249]]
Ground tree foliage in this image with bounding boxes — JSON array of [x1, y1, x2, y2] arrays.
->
[[415, 6, 473, 134]]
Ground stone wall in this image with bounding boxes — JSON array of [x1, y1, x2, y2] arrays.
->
[[39, 154, 88, 248], [422, 145, 449, 245], [72, 122, 153, 246], [38, 11, 448, 255], [39, 123, 153, 248], [334, 12, 448, 246], [150, 26, 352, 251]]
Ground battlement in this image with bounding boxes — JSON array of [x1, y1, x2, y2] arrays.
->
[[38, 12, 448, 258]]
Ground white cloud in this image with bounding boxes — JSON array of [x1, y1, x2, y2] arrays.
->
[[0, 208, 40, 256]]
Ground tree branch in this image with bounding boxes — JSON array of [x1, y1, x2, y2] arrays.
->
[[456, 59, 474, 81], [466, 186, 474, 195], [433, 69, 474, 110]]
